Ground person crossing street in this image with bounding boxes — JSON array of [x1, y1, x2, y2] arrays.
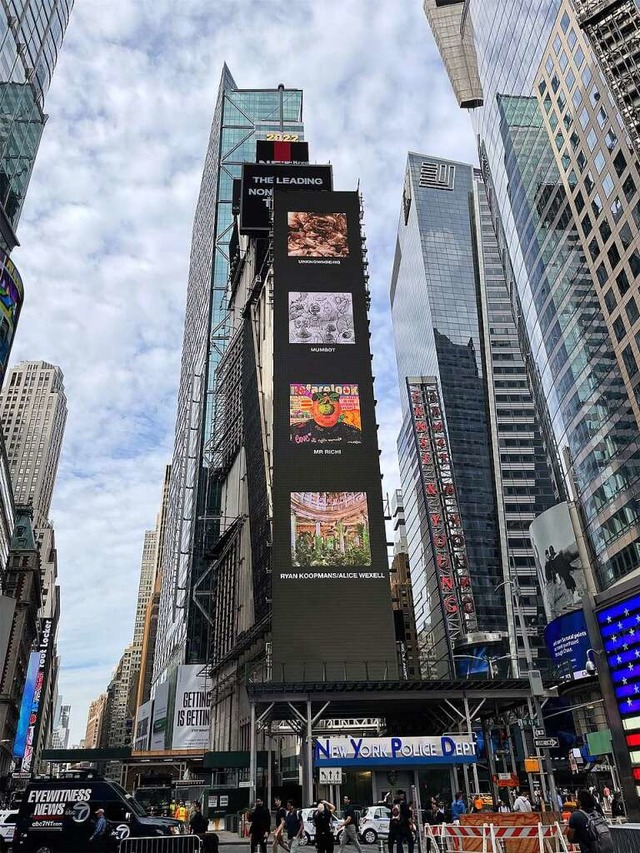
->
[[339, 796, 363, 853]]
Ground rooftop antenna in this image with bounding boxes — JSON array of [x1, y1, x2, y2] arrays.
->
[[278, 83, 285, 133]]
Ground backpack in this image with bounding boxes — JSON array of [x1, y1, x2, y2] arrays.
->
[[584, 810, 614, 853]]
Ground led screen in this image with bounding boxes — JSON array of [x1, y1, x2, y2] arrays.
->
[[270, 189, 397, 675]]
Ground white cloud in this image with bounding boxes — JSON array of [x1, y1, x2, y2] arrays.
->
[[11, 0, 477, 744]]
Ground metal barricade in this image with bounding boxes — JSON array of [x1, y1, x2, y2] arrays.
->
[[119, 835, 203, 853], [424, 823, 580, 853], [611, 824, 640, 853]]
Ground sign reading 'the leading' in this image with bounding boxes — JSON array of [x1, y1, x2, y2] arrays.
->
[[240, 164, 332, 235]]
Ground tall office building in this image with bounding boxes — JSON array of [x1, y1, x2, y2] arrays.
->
[[426, 0, 640, 595], [84, 693, 106, 750], [136, 465, 170, 707], [153, 68, 304, 689], [0, 0, 74, 251], [51, 698, 70, 750], [388, 491, 421, 680], [101, 646, 137, 757], [0, 361, 67, 528], [391, 153, 558, 676], [132, 530, 157, 652]]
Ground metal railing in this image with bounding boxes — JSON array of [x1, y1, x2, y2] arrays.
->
[[119, 836, 203, 853], [611, 824, 640, 853]]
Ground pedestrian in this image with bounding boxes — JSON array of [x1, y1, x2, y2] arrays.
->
[[472, 795, 484, 813], [424, 799, 440, 853], [513, 792, 532, 813], [284, 800, 304, 853], [611, 792, 625, 819], [169, 799, 178, 817], [176, 801, 188, 822], [339, 796, 363, 853], [273, 797, 289, 853], [567, 789, 614, 853], [396, 792, 414, 853], [388, 802, 400, 853], [249, 798, 271, 853], [556, 792, 564, 812], [89, 808, 109, 851], [190, 803, 209, 835], [313, 800, 336, 853], [451, 792, 466, 820]]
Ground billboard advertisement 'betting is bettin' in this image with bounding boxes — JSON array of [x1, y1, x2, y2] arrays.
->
[[270, 190, 397, 677]]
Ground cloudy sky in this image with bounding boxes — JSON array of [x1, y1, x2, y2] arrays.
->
[[12, 0, 477, 744]]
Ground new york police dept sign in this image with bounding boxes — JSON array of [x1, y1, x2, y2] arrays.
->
[[315, 736, 477, 766]]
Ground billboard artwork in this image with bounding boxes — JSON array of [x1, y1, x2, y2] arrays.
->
[[150, 680, 169, 751], [291, 492, 370, 567], [290, 383, 361, 447], [544, 609, 591, 681], [288, 292, 355, 345], [171, 665, 211, 751], [529, 502, 588, 621], [271, 189, 397, 674], [287, 211, 349, 257]]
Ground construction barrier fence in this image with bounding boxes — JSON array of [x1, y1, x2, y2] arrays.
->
[[119, 835, 203, 853]]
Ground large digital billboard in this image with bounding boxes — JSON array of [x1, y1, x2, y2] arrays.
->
[[240, 164, 332, 235], [19, 618, 53, 772], [529, 502, 589, 621], [544, 609, 591, 681], [0, 250, 24, 389], [13, 651, 39, 759], [270, 189, 397, 676], [150, 680, 169, 751]]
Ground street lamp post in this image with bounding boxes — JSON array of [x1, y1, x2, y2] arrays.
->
[[496, 579, 559, 811]]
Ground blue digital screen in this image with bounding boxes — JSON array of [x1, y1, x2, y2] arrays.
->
[[598, 593, 640, 721], [544, 609, 591, 680], [13, 651, 39, 758]]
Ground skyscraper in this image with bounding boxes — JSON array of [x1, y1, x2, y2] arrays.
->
[[0, 361, 67, 528], [132, 530, 157, 652], [391, 153, 558, 675], [153, 68, 304, 689], [426, 0, 640, 594], [0, 0, 74, 251], [84, 693, 106, 750]]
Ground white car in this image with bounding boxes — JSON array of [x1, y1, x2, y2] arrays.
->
[[358, 806, 391, 844], [0, 810, 18, 851]]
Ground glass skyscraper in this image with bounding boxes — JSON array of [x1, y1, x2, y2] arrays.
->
[[427, 0, 640, 592], [391, 153, 557, 676], [0, 0, 73, 250], [153, 67, 304, 688]]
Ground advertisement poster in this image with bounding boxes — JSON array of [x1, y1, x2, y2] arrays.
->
[[290, 383, 361, 447], [240, 164, 332, 234], [13, 651, 39, 759], [171, 665, 211, 751], [529, 502, 588, 621], [133, 700, 153, 752], [287, 211, 349, 257], [150, 680, 169, 751], [0, 250, 24, 387], [291, 491, 371, 567], [288, 292, 355, 345], [544, 609, 592, 681]]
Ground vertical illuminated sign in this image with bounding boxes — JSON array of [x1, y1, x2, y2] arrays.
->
[[13, 651, 39, 759], [0, 249, 24, 389], [407, 379, 478, 651], [270, 190, 397, 678], [21, 618, 52, 772], [597, 592, 640, 790]]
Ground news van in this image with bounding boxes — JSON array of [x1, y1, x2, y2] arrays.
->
[[15, 771, 185, 852]]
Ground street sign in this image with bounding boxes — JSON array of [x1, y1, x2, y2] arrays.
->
[[238, 781, 252, 788], [534, 737, 559, 748], [534, 727, 546, 738], [319, 767, 343, 784]]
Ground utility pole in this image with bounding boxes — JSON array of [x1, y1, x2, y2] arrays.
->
[[497, 579, 559, 810]]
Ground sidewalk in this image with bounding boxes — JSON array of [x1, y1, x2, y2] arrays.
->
[[215, 829, 247, 845]]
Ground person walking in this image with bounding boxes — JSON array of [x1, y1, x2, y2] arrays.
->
[[396, 792, 414, 853], [284, 801, 304, 853], [273, 797, 289, 853], [388, 802, 400, 853], [567, 790, 614, 853], [513, 792, 532, 813], [313, 800, 336, 853], [89, 808, 109, 851], [190, 803, 209, 835], [611, 792, 625, 819], [339, 796, 363, 853], [176, 801, 188, 822], [249, 798, 271, 853], [451, 792, 466, 820]]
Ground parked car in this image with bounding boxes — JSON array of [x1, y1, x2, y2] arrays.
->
[[0, 810, 18, 852], [358, 805, 391, 844]]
